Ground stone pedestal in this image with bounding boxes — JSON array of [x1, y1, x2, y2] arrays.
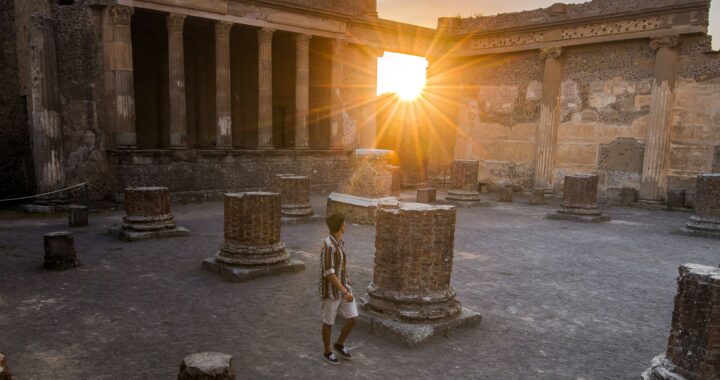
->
[[359, 203, 481, 347], [43, 232, 79, 270], [179, 352, 234, 380], [109, 187, 189, 241], [416, 188, 437, 203], [621, 187, 637, 206], [642, 264, 720, 380], [0, 353, 13, 380], [272, 174, 313, 217], [68, 205, 88, 227], [547, 174, 609, 222], [446, 160, 486, 207], [666, 190, 686, 211], [679, 174, 720, 238], [529, 188, 545, 205], [202, 192, 304, 282], [498, 187, 513, 203]]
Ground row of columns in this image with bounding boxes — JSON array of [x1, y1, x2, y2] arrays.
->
[[532, 36, 681, 202], [104, 5, 349, 150]]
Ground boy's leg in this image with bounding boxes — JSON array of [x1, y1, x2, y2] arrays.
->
[[336, 317, 356, 346], [336, 300, 359, 346], [322, 323, 333, 354], [321, 299, 340, 354]]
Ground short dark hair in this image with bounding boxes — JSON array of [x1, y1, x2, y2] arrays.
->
[[326, 213, 345, 233]]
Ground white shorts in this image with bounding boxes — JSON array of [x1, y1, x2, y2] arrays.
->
[[322, 298, 359, 325]]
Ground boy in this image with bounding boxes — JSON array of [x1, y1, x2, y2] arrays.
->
[[320, 213, 357, 365]]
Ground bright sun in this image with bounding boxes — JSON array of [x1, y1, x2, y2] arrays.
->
[[377, 52, 428, 101]]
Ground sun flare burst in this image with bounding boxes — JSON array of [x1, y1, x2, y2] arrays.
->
[[377, 52, 428, 101]]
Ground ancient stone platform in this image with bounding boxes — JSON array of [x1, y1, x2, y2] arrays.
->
[[547, 174, 609, 222], [178, 352, 234, 380], [202, 192, 305, 282], [108, 187, 189, 241], [678, 174, 720, 239], [445, 160, 488, 207]]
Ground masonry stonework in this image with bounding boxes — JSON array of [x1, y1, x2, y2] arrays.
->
[[680, 174, 720, 238], [272, 174, 313, 217], [109, 187, 189, 240], [548, 174, 609, 222]]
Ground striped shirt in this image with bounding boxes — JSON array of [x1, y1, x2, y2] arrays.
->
[[319, 236, 350, 300]]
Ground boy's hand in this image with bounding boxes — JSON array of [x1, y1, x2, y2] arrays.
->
[[343, 291, 354, 302]]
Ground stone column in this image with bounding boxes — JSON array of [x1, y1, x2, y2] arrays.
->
[[680, 174, 720, 238], [547, 174, 609, 222], [642, 264, 720, 380], [104, 6, 136, 149], [109, 187, 189, 240], [294, 34, 311, 149], [273, 174, 313, 217], [329, 39, 346, 149], [28, 15, 67, 201], [533, 47, 563, 191], [446, 159, 485, 206], [167, 14, 188, 149], [639, 36, 680, 204], [257, 28, 275, 149], [215, 21, 233, 149], [357, 48, 381, 149]]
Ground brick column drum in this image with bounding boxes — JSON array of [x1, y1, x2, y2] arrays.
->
[[43, 231, 79, 270], [642, 264, 720, 380], [680, 174, 720, 238], [273, 174, 313, 217], [109, 187, 189, 240], [203, 192, 304, 282], [446, 160, 485, 206], [547, 174, 609, 222]]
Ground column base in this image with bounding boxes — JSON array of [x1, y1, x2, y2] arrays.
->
[[444, 190, 489, 208], [281, 204, 314, 217], [633, 199, 667, 211], [641, 354, 687, 380], [107, 225, 190, 241], [546, 207, 610, 223], [201, 256, 305, 283]]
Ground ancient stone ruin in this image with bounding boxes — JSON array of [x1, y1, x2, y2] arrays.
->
[[498, 187, 513, 203], [178, 352, 235, 380], [642, 264, 720, 380], [416, 188, 437, 203], [360, 202, 481, 346], [109, 187, 189, 241], [43, 231, 79, 270], [445, 160, 486, 207], [529, 188, 545, 205], [202, 192, 304, 282], [0, 353, 12, 380], [272, 174, 313, 217], [68, 205, 88, 227], [547, 174, 609, 222], [679, 174, 720, 239]]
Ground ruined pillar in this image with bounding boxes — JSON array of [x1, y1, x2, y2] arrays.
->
[[357, 48, 381, 149], [498, 187, 513, 203], [529, 188, 546, 205], [28, 15, 67, 204], [680, 174, 720, 238], [639, 36, 680, 205], [547, 174, 609, 222], [179, 352, 235, 380], [104, 6, 136, 148], [294, 34, 311, 149], [533, 47, 563, 191], [446, 159, 485, 206], [215, 21, 233, 149], [273, 174, 313, 217], [642, 264, 720, 380], [329, 39, 346, 149], [257, 28, 274, 149], [360, 203, 480, 346], [43, 231, 79, 270], [167, 14, 188, 149], [109, 187, 189, 241]]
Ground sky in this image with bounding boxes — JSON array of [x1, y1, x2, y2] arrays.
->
[[377, 0, 720, 50]]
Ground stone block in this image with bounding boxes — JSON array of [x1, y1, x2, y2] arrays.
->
[[68, 205, 89, 227], [342, 149, 396, 199], [450, 160, 479, 191], [547, 174, 609, 223], [665, 190, 685, 211], [416, 188, 437, 203], [621, 187, 637, 206], [43, 231, 79, 270], [678, 174, 720, 239], [598, 138, 644, 173], [529, 188, 545, 205], [684, 191, 696, 209], [498, 187, 513, 203], [326, 192, 399, 225], [178, 352, 234, 380]]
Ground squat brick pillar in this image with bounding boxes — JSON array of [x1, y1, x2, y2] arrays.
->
[[257, 28, 274, 149], [273, 174, 313, 217], [103, 5, 136, 148], [178, 352, 235, 380], [329, 39, 346, 149], [547, 174, 609, 222], [109, 187, 189, 240], [446, 160, 485, 205], [167, 14, 188, 149], [43, 231, 79, 270], [215, 21, 233, 149], [642, 264, 720, 380], [680, 174, 720, 238], [533, 47, 563, 191], [294, 34, 311, 149], [640, 36, 680, 204]]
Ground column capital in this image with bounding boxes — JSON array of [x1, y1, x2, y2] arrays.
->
[[650, 35, 680, 50], [215, 21, 233, 39], [166, 14, 186, 33], [258, 28, 275, 46], [294, 34, 312, 49], [539, 46, 562, 60], [109, 5, 134, 26]]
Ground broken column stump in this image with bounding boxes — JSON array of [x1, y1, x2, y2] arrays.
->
[[641, 264, 720, 380], [529, 188, 545, 205], [272, 174, 313, 217], [620, 187, 638, 206], [416, 188, 437, 203], [498, 187, 513, 203], [108, 187, 189, 241], [358, 203, 481, 347], [0, 353, 13, 380], [547, 174, 609, 222], [68, 205, 88, 227], [202, 192, 305, 282], [665, 189, 686, 211], [445, 160, 487, 207], [679, 174, 720, 239], [178, 352, 235, 380], [43, 232, 79, 270]]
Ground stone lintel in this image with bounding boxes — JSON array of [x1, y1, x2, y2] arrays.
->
[[201, 257, 305, 283], [326, 192, 399, 225]]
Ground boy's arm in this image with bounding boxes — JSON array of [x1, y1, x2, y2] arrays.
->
[[325, 273, 353, 301]]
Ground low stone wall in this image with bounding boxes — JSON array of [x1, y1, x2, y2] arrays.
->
[[108, 149, 351, 199]]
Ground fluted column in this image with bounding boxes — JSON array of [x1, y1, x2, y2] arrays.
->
[[215, 21, 233, 148], [28, 15, 66, 197], [329, 39, 346, 149], [257, 28, 275, 149], [357, 48, 381, 149], [533, 47, 563, 191], [639, 36, 681, 203], [294, 34, 311, 149], [104, 5, 136, 148], [167, 14, 187, 149]]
